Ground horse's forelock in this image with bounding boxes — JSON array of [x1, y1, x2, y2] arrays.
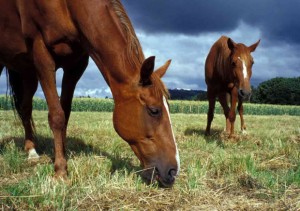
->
[[151, 74, 170, 100]]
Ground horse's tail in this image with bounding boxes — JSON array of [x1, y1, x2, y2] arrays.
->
[[8, 69, 22, 115], [0, 65, 4, 76], [6, 69, 36, 132]]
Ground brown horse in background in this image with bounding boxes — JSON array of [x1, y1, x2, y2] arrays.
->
[[205, 36, 260, 138], [0, 0, 179, 187]]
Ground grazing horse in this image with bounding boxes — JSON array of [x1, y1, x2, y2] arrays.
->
[[0, 0, 179, 187], [205, 36, 260, 137]]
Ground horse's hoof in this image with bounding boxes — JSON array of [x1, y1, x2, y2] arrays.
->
[[204, 128, 211, 136], [241, 130, 247, 135], [228, 134, 236, 139], [54, 171, 68, 181], [52, 172, 70, 185], [28, 148, 40, 160]]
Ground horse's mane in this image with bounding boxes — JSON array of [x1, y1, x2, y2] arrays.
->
[[110, 0, 169, 99], [110, 0, 145, 69], [214, 37, 231, 79]]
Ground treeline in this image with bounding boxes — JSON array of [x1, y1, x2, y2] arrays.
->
[[170, 77, 300, 105], [0, 77, 299, 107], [251, 77, 300, 105], [169, 89, 206, 100]]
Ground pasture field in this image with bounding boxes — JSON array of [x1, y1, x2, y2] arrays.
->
[[0, 108, 300, 210], [1, 95, 300, 116]]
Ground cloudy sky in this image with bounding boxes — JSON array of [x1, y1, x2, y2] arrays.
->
[[1, 0, 300, 98]]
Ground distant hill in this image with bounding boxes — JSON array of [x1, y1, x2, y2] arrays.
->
[[168, 89, 207, 100]]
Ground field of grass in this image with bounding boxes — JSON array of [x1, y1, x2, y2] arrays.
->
[[0, 109, 300, 210]]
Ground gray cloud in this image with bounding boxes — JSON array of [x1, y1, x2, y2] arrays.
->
[[1, 1, 299, 98], [123, 0, 300, 44], [122, 0, 300, 91]]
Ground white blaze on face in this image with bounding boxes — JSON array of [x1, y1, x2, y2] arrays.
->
[[163, 96, 180, 175], [238, 57, 248, 79]]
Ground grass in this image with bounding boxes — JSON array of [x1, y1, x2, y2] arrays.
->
[[0, 110, 300, 210], [1, 95, 300, 115]]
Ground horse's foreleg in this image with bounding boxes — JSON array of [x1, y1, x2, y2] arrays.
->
[[228, 88, 239, 137], [60, 55, 89, 140], [237, 99, 246, 134], [33, 36, 67, 179], [205, 89, 216, 136], [218, 92, 231, 134]]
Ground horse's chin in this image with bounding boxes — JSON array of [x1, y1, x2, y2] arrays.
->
[[239, 94, 249, 101], [140, 167, 175, 188], [157, 175, 175, 188]]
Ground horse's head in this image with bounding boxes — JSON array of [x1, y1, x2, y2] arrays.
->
[[112, 56, 179, 188], [227, 38, 260, 99]]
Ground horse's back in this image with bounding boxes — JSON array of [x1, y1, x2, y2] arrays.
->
[[0, 0, 30, 68], [0, 0, 78, 69]]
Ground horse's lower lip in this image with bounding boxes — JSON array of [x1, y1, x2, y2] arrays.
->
[[156, 171, 176, 188], [239, 93, 249, 100], [157, 176, 175, 188]]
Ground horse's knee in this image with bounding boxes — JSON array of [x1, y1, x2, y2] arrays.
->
[[20, 105, 33, 120], [48, 110, 65, 130], [228, 111, 236, 122]]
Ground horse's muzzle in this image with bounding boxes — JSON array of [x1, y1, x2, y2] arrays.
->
[[141, 167, 177, 188], [157, 168, 177, 188], [238, 89, 251, 100]]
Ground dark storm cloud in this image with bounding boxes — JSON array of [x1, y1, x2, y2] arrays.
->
[[123, 0, 300, 44], [1, 1, 299, 97]]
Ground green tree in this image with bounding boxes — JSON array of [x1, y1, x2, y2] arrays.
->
[[252, 77, 300, 105]]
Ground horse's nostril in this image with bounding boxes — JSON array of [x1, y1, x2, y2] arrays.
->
[[168, 168, 177, 177], [239, 89, 245, 96], [239, 89, 251, 99]]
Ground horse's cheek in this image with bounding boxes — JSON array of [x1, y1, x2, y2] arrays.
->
[[113, 104, 142, 141]]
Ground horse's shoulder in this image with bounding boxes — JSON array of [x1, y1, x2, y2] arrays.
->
[[16, 0, 77, 45]]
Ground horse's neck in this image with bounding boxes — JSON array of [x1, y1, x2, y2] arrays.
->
[[68, 0, 140, 92], [215, 45, 232, 82]]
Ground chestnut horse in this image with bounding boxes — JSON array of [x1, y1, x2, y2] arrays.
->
[[205, 36, 260, 137], [0, 0, 179, 187]]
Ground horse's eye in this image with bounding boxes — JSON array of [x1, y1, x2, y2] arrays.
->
[[231, 61, 236, 67], [147, 106, 161, 117]]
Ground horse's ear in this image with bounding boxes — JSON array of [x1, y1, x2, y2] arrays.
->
[[140, 56, 155, 86], [155, 59, 172, 78], [248, 39, 260, 52], [227, 38, 236, 51]]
